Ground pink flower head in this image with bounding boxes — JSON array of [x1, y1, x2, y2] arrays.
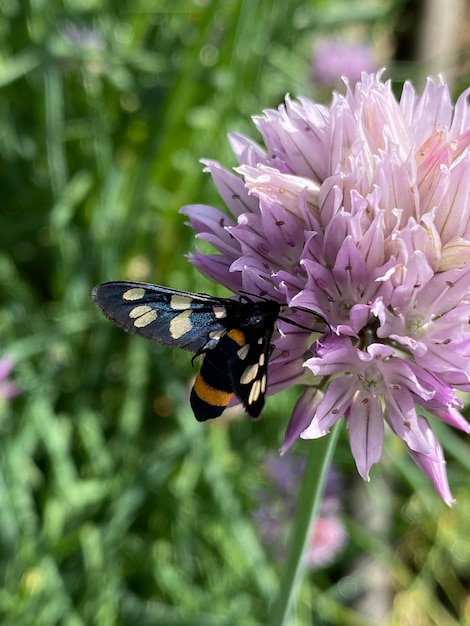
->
[[0, 358, 20, 401], [182, 73, 470, 504]]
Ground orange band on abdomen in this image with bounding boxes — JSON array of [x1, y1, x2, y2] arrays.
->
[[193, 374, 234, 407]]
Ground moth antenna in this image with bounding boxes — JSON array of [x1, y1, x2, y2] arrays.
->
[[276, 315, 313, 332]]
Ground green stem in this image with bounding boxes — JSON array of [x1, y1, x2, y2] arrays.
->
[[269, 421, 342, 626]]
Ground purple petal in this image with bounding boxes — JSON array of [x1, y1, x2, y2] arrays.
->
[[281, 387, 323, 453], [408, 416, 455, 505], [187, 251, 242, 293], [181, 204, 240, 256], [301, 376, 357, 438], [346, 392, 384, 479], [201, 160, 259, 217]]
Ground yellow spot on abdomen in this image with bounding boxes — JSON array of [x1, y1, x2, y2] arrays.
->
[[193, 375, 233, 407], [227, 329, 246, 346]]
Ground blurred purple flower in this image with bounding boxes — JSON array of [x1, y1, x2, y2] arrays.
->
[[182, 73, 470, 504], [0, 358, 20, 401], [255, 453, 347, 569], [311, 40, 376, 86], [58, 21, 106, 51]]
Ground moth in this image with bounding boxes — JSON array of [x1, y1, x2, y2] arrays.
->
[[92, 281, 283, 421]]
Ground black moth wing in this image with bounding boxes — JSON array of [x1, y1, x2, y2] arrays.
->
[[92, 281, 236, 353]]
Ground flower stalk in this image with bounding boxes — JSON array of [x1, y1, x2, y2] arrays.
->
[[269, 422, 341, 626]]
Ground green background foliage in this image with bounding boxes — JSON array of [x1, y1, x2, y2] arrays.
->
[[1, 1, 470, 624]]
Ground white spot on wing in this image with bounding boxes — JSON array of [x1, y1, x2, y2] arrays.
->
[[240, 363, 258, 384], [170, 295, 192, 310], [123, 287, 146, 301], [248, 379, 262, 405], [213, 307, 227, 319], [237, 344, 250, 360], [129, 305, 158, 327], [169, 310, 193, 338], [134, 310, 158, 327], [129, 305, 153, 318], [260, 374, 267, 394]]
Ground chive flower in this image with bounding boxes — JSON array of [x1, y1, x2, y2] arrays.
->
[[182, 73, 470, 504]]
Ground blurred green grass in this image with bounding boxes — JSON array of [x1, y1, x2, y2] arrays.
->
[[1, 1, 470, 625]]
